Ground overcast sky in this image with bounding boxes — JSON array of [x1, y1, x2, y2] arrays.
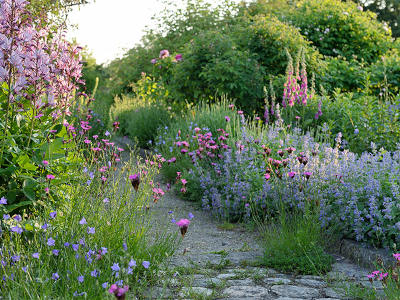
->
[[67, 0, 244, 65]]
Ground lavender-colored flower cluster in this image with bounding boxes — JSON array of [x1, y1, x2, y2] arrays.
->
[[194, 118, 400, 248]]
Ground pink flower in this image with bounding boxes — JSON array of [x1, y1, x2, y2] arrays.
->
[[393, 253, 400, 261], [303, 172, 312, 179], [225, 116, 230, 122], [42, 160, 49, 166], [175, 54, 182, 61], [181, 179, 187, 186], [151, 58, 157, 64], [159, 49, 169, 59], [46, 174, 55, 180], [176, 218, 190, 237], [264, 173, 270, 181], [288, 171, 296, 178], [237, 110, 243, 115]]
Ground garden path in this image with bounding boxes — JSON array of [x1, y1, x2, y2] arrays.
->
[[115, 137, 381, 300]]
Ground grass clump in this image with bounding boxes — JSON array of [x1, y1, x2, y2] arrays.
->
[[261, 208, 334, 275]]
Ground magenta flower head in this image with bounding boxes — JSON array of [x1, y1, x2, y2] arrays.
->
[[176, 218, 190, 237], [47, 174, 55, 180], [159, 49, 170, 59], [175, 54, 183, 61], [109, 284, 129, 299], [303, 171, 312, 179], [225, 116, 230, 122], [151, 58, 157, 64], [288, 171, 296, 178], [42, 160, 49, 166], [129, 173, 140, 191]]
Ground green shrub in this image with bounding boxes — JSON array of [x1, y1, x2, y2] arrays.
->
[[110, 95, 172, 148], [321, 56, 367, 93], [287, 0, 392, 63], [170, 31, 266, 114], [243, 14, 323, 76]]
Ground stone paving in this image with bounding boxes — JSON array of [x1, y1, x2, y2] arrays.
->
[[143, 180, 383, 300]]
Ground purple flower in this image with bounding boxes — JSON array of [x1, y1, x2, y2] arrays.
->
[[52, 272, 59, 280], [47, 237, 55, 246], [22, 266, 27, 273], [101, 247, 108, 255], [122, 242, 127, 251], [3, 214, 10, 220], [49, 211, 57, 219], [11, 226, 23, 234], [188, 212, 194, 220], [175, 54, 183, 61], [87, 227, 95, 235], [13, 215, 22, 222], [64, 242, 70, 247], [41, 223, 48, 230], [111, 263, 120, 272], [102, 282, 108, 289], [72, 244, 79, 251], [78, 275, 84, 283], [79, 217, 87, 225], [52, 249, 59, 256], [142, 261, 150, 269], [0, 197, 7, 204], [151, 58, 157, 64], [128, 259, 136, 268], [91, 269, 99, 277], [11, 255, 20, 262], [32, 253, 39, 259]]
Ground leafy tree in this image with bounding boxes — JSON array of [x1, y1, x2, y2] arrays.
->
[[358, 0, 400, 37]]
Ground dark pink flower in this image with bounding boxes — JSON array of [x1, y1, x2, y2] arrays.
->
[[176, 218, 190, 237]]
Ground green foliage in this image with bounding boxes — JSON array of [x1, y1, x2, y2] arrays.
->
[[283, 92, 400, 153], [170, 31, 266, 113], [261, 209, 334, 275], [287, 0, 392, 63], [110, 94, 172, 148], [321, 56, 367, 93], [243, 14, 323, 77]]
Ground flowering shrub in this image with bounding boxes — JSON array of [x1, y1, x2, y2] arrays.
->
[[0, 0, 85, 210]]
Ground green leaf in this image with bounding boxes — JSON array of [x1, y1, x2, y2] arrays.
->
[[6, 201, 33, 213]]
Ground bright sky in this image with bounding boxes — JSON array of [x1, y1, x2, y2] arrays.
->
[[67, 0, 163, 65], [67, 0, 245, 65]]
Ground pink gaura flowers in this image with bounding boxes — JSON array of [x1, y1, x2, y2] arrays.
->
[[176, 218, 190, 237]]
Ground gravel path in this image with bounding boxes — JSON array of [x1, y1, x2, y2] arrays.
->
[[115, 137, 381, 300]]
